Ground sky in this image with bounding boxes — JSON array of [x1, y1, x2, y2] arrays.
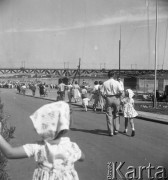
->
[[0, 0, 168, 69]]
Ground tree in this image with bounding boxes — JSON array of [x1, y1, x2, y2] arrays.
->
[[0, 98, 15, 180]]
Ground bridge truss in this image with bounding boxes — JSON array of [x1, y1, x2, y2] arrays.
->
[[0, 68, 167, 78]]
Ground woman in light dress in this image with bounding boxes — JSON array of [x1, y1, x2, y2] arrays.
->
[[72, 81, 81, 103], [98, 81, 105, 112]]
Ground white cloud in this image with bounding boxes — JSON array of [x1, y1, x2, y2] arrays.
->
[[1, 5, 168, 34]]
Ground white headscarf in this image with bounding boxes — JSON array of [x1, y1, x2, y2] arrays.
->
[[126, 89, 135, 98], [30, 101, 70, 141]]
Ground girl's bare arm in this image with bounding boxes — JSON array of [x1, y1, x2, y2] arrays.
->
[[78, 151, 85, 162], [0, 135, 28, 159]]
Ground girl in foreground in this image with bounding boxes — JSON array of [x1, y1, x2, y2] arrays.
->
[[0, 101, 85, 180]]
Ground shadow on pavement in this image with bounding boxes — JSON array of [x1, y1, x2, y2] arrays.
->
[[71, 128, 109, 136], [119, 131, 131, 137]]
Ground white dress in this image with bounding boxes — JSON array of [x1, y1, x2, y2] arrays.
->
[[122, 97, 138, 118], [72, 84, 81, 99], [23, 137, 82, 180], [82, 98, 90, 106]]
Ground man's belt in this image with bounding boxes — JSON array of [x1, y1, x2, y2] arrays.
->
[[106, 94, 117, 97]]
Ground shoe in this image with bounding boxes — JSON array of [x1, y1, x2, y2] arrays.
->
[[114, 130, 118, 135], [123, 130, 127, 134], [109, 133, 113, 136], [131, 130, 135, 137]]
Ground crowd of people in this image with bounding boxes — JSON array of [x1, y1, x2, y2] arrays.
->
[[55, 71, 138, 137], [0, 70, 138, 180], [1, 74, 138, 138]]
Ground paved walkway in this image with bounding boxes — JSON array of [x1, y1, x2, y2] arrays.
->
[[25, 89, 168, 125]]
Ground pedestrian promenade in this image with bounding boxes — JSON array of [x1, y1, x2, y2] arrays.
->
[[25, 89, 168, 125]]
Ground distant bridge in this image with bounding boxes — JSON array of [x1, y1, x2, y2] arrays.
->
[[0, 68, 168, 77]]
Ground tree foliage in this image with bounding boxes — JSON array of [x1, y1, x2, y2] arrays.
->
[[0, 99, 15, 180]]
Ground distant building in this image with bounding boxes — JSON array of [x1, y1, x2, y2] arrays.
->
[[123, 74, 168, 93]]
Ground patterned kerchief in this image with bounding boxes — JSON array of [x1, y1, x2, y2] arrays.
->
[[30, 101, 70, 140]]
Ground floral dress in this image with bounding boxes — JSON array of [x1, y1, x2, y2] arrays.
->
[[122, 97, 138, 118], [23, 137, 82, 180]]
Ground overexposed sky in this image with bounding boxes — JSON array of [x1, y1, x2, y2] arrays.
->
[[0, 0, 168, 69]]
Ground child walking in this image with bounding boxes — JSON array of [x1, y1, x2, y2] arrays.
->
[[81, 85, 90, 111], [122, 89, 138, 137], [0, 101, 85, 180]]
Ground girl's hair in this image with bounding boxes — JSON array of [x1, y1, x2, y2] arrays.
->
[[94, 81, 98, 85], [125, 90, 129, 97], [99, 81, 103, 85]]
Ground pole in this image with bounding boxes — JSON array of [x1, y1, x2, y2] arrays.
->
[[119, 40, 121, 76], [154, 0, 158, 108], [119, 25, 121, 77], [78, 58, 81, 85]]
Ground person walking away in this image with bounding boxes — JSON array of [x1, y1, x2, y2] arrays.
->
[[117, 77, 124, 91], [101, 71, 123, 136], [72, 81, 81, 103], [122, 89, 138, 137], [39, 83, 45, 97], [21, 84, 26, 96], [0, 101, 85, 180], [92, 81, 99, 111], [58, 79, 66, 101], [117, 77, 125, 113], [17, 83, 21, 94], [98, 81, 105, 112], [43, 83, 48, 96], [67, 82, 73, 103], [31, 83, 36, 97], [81, 85, 90, 111]]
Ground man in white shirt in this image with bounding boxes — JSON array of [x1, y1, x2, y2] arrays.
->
[[101, 71, 123, 136], [58, 79, 66, 100]]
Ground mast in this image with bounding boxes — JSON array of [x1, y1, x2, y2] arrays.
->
[[119, 25, 121, 77], [78, 58, 81, 85], [154, 0, 158, 108]]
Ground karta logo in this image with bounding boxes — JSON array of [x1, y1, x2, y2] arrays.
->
[[107, 162, 167, 180]]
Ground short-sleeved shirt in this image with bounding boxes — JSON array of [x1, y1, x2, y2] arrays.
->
[[81, 88, 87, 99], [101, 78, 122, 96], [23, 137, 81, 180], [58, 83, 65, 92]]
